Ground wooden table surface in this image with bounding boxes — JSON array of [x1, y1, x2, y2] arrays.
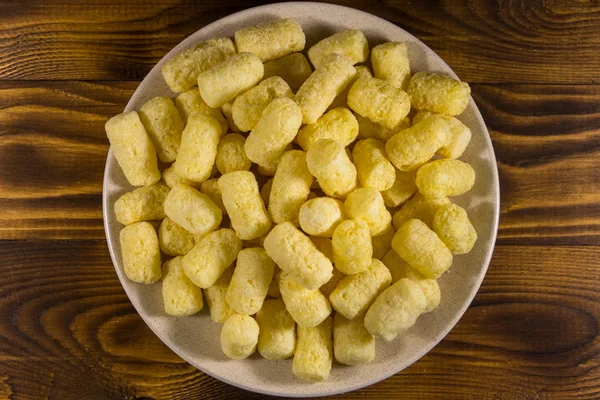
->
[[1, 0, 599, 399]]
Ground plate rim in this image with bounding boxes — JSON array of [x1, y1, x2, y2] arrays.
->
[[102, 2, 500, 397]]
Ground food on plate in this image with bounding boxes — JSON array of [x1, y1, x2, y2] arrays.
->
[[347, 76, 411, 130], [158, 217, 196, 256], [204, 267, 236, 323], [352, 138, 396, 191], [162, 37, 236, 93], [407, 71, 471, 116], [333, 313, 375, 365], [181, 228, 241, 288], [268, 150, 313, 225], [296, 107, 358, 151], [264, 222, 333, 290], [279, 273, 332, 328], [227, 248, 275, 315], [256, 299, 296, 360], [231, 76, 293, 132], [344, 187, 392, 236], [306, 138, 357, 198], [329, 259, 391, 320], [363, 278, 427, 342], [235, 18, 305, 62], [162, 257, 204, 316], [263, 53, 312, 91], [415, 159, 476, 199], [105, 111, 160, 187], [197, 52, 264, 108], [292, 317, 333, 382], [174, 87, 229, 133], [308, 29, 369, 69], [385, 114, 449, 171], [163, 184, 222, 235], [218, 171, 272, 240], [299, 197, 345, 237], [332, 219, 372, 275], [295, 53, 356, 124], [220, 313, 260, 359], [392, 219, 453, 279], [174, 114, 222, 182], [139, 96, 185, 162], [371, 41, 411, 90], [244, 97, 303, 167], [107, 17, 481, 381], [433, 203, 478, 255], [215, 133, 252, 175], [114, 184, 169, 226], [119, 221, 162, 284]]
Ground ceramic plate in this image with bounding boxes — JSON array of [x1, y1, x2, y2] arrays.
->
[[103, 2, 500, 397]]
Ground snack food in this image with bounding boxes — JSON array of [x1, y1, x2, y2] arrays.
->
[[107, 18, 480, 381]]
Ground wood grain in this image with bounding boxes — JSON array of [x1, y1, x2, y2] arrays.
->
[[1, 81, 599, 244], [0, 240, 597, 399], [0, 0, 599, 83]]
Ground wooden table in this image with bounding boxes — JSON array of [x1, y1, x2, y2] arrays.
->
[[1, 1, 599, 398]]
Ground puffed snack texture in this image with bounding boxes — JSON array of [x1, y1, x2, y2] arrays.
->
[[235, 18, 306, 62], [227, 248, 275, 315], [408, 71, 471, 116], [197, 52, 264, 108], [163, 184, 223, 235], [162, 37, 236, 93], [174, 87, 229, 133], [299, 197, 346, 237], [295, 53, 357, 124], [279, 273, 332, 328], [221, 314, 260, 359], [139, 96, 184, 163], [332, 219, 373, 275], [292, 317, 333, 382], [348, 76, 411, 130], [256, 299, 296, 360], [268, 150, 313, 225], [181, 228, 242, 288], [232, 76, 293, 132], [245, 97, 303, 167], [415, 159, 476, 199], [329, 258, 392, 320], [162, 257, 204, 317], [120, 221, 162, 284], [158, 217, 196, 256], [333, 313, 375, 365], [105, 111, 160, 187], [306, 138, 357, 198], [344, 187, 392, 236], [263, 53, 313, 91], [174, 114, 222, 182], [364, 278, 427, 341], [385, 114, 449, 172], [264, 222, 333, 290], [218, 171, 272, 240], [308, 29, 369, 69], [433, 203, 477, 255], [296, 107, 358, 151], [392, 219, 453, 279], [114, 184, 170, 226]]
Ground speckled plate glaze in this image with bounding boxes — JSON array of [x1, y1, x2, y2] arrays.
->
[[103, 2, 500, 397]]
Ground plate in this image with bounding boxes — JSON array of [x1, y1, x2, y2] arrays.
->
[[103, 2, 500, 397]]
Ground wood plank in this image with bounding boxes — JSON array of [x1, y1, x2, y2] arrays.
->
[[473, 84, 600, 245], [1, 81, 599, 244], [0, 0, 599, 83], [0, 241, 597, 399]]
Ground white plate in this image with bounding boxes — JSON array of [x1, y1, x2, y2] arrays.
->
[[103, 2, 500, 397]]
